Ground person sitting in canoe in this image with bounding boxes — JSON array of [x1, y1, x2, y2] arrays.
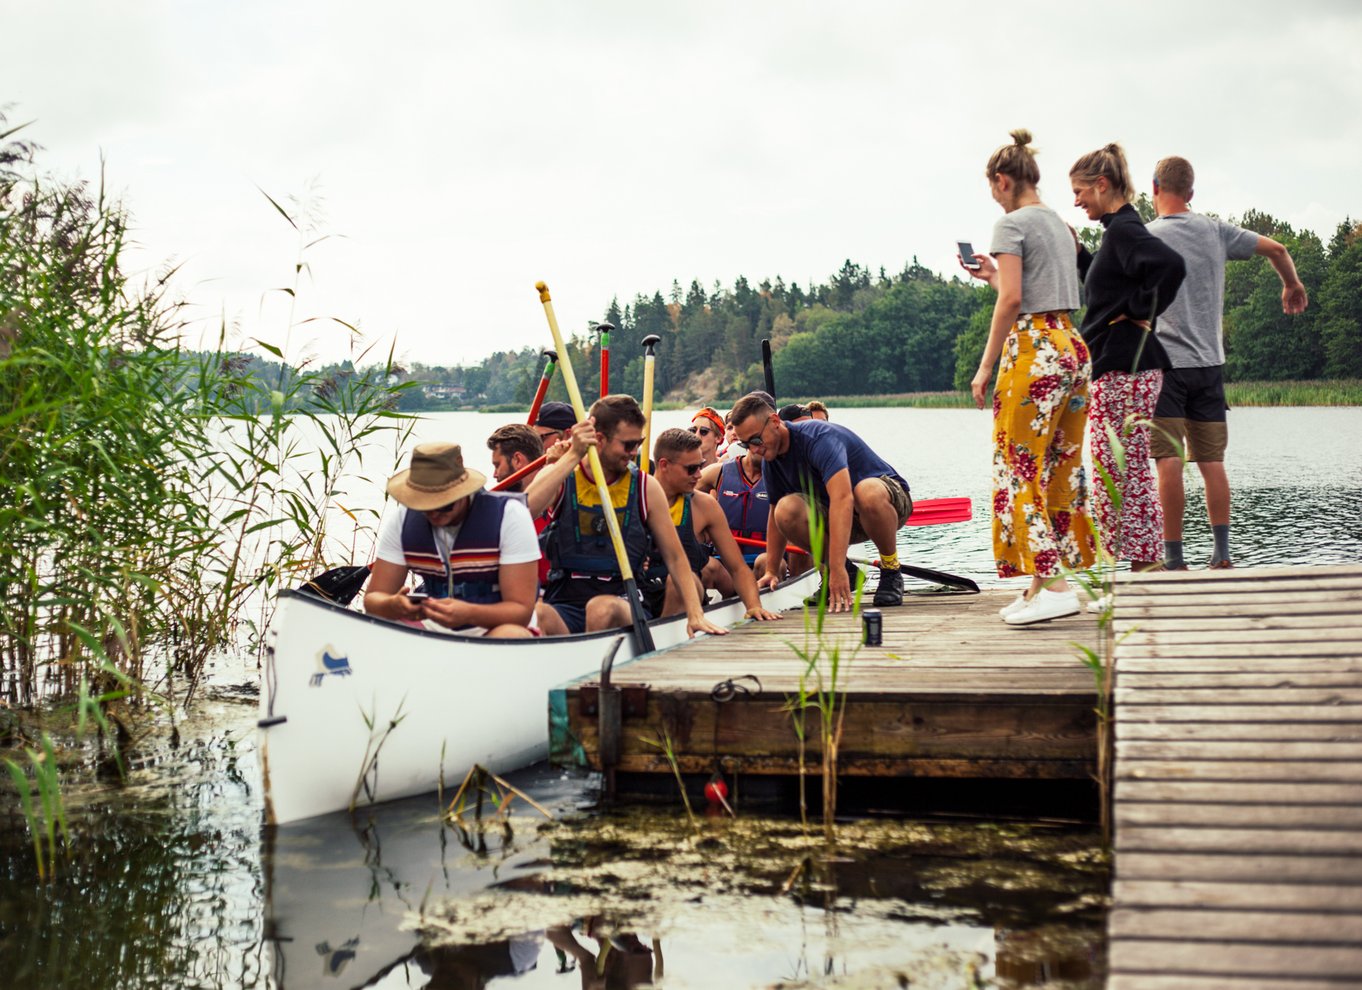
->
[[525, 395, 727, 639], [486, 423, 544, 495], [645, 427, 780, 622], [729, 392, 914, 613], [363, 442, 541, 637], [688, 406, 724, 467], [697, 429, 770, 573], [532, 400, 575, 449]]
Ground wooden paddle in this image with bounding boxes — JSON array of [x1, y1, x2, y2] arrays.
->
[[761, 338, 775, 401], [526, 348, 557, 426], [639, 334, 661, 474], [537, 283, 654, 653]]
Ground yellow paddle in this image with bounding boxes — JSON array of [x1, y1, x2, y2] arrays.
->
[[535, 282, 655, 653], [639, 334, 661, 474]]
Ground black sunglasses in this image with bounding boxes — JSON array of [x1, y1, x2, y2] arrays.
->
[[619, 437, 644, 453], [688, 425, 714, 438]]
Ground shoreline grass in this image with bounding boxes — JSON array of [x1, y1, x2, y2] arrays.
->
[[459, 379, 1362, 414]]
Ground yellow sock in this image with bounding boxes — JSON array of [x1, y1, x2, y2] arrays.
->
[[880, 550, 899, 570]]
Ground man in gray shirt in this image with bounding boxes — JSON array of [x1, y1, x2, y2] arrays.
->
[[1146, 156, 1309, 570]]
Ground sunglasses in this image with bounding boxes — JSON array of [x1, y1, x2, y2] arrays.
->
[[738, 419, 771, 450], [425, 498, 461, 514], [677, 461, 704, 476], [689, 425, 714, 438], [618, 437, 644, 453]]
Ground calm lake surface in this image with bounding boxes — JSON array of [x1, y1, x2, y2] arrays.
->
[[2, 406, 1358, 989]]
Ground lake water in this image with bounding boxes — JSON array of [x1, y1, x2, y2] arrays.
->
[[2, 406, 1358, 989]]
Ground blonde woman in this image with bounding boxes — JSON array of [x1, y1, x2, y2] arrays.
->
[[964, 130, 1095, 625], [1069, 144, 1185, 573]]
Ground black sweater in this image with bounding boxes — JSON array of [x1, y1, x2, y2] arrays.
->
[[1077, 204, 1187, 382]]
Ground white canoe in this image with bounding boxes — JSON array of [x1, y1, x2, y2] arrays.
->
[[258, 570, 821, 825]]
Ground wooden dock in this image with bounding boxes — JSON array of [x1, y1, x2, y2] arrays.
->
[[549, 587, 1101, 789], [1107, 564, 1362, 989]]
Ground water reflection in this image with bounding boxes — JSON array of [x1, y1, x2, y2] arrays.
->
[[264, 789, 1106, 990]]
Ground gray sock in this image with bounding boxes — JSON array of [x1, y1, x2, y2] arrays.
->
[[1164, 540, 1185, 569], [1211, 525, 1231, 565]]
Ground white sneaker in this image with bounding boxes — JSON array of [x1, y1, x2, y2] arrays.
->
[[1004, 588, 1080, 625], [999, 593, 1030, 618], [1085, 593, 1112, 614]]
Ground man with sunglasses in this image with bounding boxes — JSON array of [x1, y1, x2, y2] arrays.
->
[[728, 393, 913, 612], [646, 428, 780, 622], [688, 407, 725, 466], [526, 395, 727, 638], [365, 442, 541, 637]]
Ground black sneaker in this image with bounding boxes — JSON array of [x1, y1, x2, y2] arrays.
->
[[873, 567, 904, 607]]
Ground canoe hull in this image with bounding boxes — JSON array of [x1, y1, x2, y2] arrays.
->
[[258, 571, 820, 824]]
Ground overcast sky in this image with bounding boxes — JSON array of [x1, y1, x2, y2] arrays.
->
[[5, 0, 1359, 368]]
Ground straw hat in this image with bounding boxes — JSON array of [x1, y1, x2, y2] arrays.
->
[[387, 443, 486, 511]]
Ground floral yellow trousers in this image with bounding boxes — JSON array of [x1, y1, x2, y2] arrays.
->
[[991, 312, 1097, 579]]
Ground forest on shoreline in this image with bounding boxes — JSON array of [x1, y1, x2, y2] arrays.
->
[[353, 196, 1361, 412]]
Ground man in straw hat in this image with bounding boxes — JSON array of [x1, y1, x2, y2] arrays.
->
[[364, 442, 541, 637]]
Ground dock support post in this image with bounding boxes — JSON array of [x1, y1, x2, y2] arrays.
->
[[598, 637, 625, 799]]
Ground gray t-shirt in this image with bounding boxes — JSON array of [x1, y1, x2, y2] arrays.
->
[[1146, 211, 1260, 367], [989, 204, 1082, 315]]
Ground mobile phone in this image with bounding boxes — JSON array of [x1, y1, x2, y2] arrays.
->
[[957, 241, 980, 270], [406, 590, 429, 602]]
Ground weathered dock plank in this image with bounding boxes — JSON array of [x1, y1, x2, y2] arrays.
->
[[1107, 564, 1362, 990], [551, 586, 1100, 785]]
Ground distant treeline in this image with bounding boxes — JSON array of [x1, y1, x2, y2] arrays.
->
[[390, 200, 1359, 410]]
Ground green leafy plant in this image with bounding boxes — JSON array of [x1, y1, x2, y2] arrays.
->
[[782, 488, 863, 835], [3, 733, 70, 881]]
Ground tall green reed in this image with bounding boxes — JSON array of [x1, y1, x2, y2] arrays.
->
[[783, 491, 863, 835], [0, 116, 413, 721]]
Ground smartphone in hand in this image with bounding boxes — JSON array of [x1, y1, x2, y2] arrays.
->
[[406, 590, 430, 602], [957, 241, 980, 270]]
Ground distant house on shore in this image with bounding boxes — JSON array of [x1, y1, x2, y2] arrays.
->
[[423, 384, 467, 402]]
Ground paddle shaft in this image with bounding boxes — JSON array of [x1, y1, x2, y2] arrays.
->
[[536, 283, 653, 652], [526, 351, 557, 425], [729, 535, 979, 592], [639, 335, 660, 474], [761, 338, 775, 401], [597, 323, 612, 398]]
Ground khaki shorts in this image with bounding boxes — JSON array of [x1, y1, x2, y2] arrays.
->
[[1151, 366, 1229, 462], [815, 475, 913, 544], [1150, 417, 1228, 462]]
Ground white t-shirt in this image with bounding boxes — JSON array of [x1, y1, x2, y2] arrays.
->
[[375, 497, 542, 570]]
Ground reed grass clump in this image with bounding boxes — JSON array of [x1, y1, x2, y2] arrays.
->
[[0, 116, 413, 727]]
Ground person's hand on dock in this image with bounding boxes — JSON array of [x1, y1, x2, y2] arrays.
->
[[743, 605, 782, 622], [826, 564, 854, 612], [686, 611, 728, 638]]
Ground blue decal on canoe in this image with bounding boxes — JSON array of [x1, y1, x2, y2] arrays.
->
[[309, 644, 352, 687]]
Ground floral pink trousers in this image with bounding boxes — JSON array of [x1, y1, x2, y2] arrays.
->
[[1089, 369, 1164, 562]]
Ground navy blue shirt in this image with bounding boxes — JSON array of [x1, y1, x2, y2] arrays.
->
[[763, 420, 908, 508]]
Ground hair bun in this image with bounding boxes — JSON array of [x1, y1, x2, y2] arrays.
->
[[1010, 128, 1033, 148]]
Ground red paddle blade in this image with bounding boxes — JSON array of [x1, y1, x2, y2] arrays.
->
[[904, 496, 972, 527]]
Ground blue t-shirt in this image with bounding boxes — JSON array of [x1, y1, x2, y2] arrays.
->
[[763, 420, 908, 508]]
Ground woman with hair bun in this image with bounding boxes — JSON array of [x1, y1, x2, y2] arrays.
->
[[963, 130, 1096, 626], [1069, 143, 1186, 577]]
